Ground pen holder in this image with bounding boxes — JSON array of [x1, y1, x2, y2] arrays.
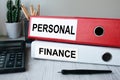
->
[[24, 19, 33, 43]]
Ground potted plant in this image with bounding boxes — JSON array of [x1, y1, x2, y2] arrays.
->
[[5, 0, 21, 39]]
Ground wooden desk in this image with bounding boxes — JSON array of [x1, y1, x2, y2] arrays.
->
[[0, 47, 120, 80]]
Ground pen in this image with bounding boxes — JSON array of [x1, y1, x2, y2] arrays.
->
[[21, 4, 30, 20], [37, 4, 40, 16], [58, 69, 112, 75], [30, 4, 34, 16]]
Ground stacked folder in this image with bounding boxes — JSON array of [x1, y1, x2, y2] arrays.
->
[[28, 16, 120, 66]]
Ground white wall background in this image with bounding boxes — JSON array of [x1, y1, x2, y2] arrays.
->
[[0, 0, 120, 35]]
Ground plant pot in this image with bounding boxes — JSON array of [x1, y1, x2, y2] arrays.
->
[[5, 22, 21, 39]]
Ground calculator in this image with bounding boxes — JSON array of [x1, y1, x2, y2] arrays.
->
[[0, 40, 26, 74]]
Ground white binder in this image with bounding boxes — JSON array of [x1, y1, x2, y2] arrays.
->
[[31, 40, 120, 66]]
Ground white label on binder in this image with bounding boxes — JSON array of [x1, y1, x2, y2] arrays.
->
[[34, 46, 78, 61], [30, 17, 77, 40]]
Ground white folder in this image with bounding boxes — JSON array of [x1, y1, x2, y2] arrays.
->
[[31, 40, 120, 66]]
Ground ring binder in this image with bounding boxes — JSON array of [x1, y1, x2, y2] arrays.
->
[[28, 16, 120, 48], [31, 40, 120, 66]]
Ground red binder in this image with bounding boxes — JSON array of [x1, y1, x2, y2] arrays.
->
[[28, 16, 120, 48]]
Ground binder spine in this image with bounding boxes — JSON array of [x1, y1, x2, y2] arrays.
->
[[31, 41, 120, 66], [29, 16, 120, 48]]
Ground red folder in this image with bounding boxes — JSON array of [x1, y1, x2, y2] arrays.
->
[[28, 16, 120, 48]]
